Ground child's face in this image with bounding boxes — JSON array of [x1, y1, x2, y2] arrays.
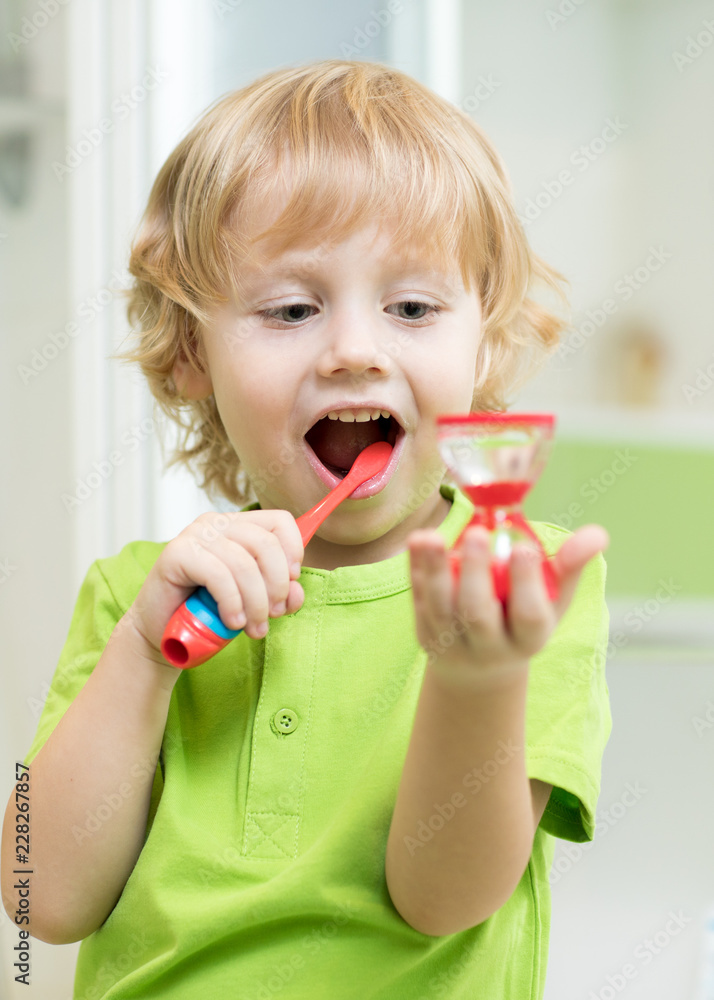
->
[[175, 208, 482, 569]]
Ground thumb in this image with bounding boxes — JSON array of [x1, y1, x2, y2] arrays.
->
[[550, 524, 609, 618]]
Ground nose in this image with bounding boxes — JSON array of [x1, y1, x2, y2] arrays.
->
[[315, 305, 393, 382]]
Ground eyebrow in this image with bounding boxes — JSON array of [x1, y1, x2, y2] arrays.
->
[[249, 259, 456, 285]]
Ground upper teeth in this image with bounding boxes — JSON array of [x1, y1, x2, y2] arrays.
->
[[326, 409, 391, 422]]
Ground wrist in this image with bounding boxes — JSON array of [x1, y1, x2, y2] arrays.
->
[[111, 610, 183, 694], [425, 651, 530, 693]]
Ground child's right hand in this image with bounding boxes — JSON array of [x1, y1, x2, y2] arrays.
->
[[128, 510, 305, 657]]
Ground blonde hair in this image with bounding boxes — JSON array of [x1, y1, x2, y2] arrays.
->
[[116, 58, 569, 507]]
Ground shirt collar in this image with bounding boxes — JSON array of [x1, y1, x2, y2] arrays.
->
[[242, 482, 474, 603]]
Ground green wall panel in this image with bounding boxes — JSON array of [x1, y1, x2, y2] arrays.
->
[[526, 440, 714, 599]]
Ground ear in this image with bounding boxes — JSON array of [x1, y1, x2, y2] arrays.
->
[[172, 341, 213, 400]]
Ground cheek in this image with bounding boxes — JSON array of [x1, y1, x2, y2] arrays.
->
[[210, 375, 263, 451], [418, 352, 477, 409], [210, 360, 299, 477]]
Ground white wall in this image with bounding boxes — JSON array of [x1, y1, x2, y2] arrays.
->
[[460, 0, 714, 416], [212, 0, 390, 93], [545, 656, 714, 1000], [0, 5, 79, 994]]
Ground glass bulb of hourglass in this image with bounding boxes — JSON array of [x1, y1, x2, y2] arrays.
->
[[436, 413, 558, 604]]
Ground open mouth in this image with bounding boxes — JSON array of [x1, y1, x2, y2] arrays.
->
[[304, 413, 401, 480]]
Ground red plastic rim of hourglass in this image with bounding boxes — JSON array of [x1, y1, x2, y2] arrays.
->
[[436, 412, 558, 603]]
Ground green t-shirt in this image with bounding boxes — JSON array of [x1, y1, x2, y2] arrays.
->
[[24, 484, 611, 999]]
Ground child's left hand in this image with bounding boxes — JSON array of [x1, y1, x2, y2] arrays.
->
[[407, 524, 609, 682]]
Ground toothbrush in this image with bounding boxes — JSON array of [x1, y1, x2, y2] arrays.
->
[[160, 440, 393, 668]]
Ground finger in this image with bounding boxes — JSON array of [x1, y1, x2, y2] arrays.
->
[[456, 527, 501, 637], [408, 537, 438, 649], [408, 532, 437, 614], [193, 523, 289, 637], [507, 544, 553, 653], [285, 580, 305, 616], [409, 531, 452, 634], [229, 526, 294, 616], [408, 534, 427, 609], [226, 509, 305, 580], [255, 509, 305, 580], [550, 524, 610, 617], [180, 546, 255, 635], [218, 539, 272, 637], [143, 547, 243, 653]]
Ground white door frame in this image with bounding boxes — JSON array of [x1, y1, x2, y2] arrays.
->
[[66, 0, 213, 590]]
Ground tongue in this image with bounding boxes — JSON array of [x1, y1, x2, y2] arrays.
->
[[307, 418, 382, 473]]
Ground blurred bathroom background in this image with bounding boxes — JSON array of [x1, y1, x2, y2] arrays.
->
[[1, 0, 713, 996]]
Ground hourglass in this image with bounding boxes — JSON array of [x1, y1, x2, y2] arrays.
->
[[436, 413, 559, 605]]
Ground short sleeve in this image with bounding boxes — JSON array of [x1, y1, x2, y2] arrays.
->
[[525, 522, 612, 843], [23, 559, 123, 767], [22, 546, 165, 831]]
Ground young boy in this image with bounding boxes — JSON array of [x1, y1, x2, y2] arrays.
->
[[1, 60, 611, 998]]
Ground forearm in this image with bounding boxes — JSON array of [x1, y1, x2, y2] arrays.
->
[[1, 615, 179, 944], [385, 659, 533, 936]]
